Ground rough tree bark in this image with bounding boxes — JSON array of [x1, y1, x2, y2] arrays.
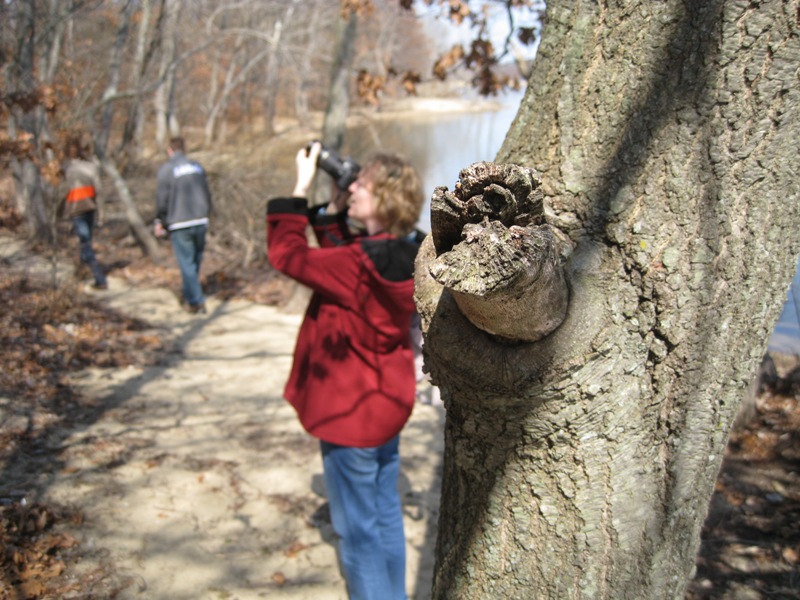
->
[[8, 0, 53, 244], [416, 2, 800, 599]]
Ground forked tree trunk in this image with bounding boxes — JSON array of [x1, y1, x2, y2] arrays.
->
[[416, 1, 800, 598]]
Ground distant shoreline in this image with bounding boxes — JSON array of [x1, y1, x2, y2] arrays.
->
[[378, 95, 517, 114]]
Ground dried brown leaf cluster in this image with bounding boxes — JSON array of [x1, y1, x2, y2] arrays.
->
[[351, 0, 541, 103], [0, 503, 82, 600], [341, 0, 375, 18], [0, 275, 161, 408], [0, 87, 57, 119], [0, 86, 78, 188], [686, 388, 800, 598], [433, 45, 465, 81], [0, 265, 166, 598], [446, 0, 472, 25], [357, 69, 386, 106]]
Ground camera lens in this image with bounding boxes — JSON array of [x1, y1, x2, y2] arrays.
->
[[314, 143, 360, 191]]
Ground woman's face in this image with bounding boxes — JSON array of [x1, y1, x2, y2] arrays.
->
[[347, 173, 378, 224]]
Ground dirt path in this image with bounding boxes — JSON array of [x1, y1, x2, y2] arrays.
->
[[6, 232, 795, 599], [2, 236, 444, 599]]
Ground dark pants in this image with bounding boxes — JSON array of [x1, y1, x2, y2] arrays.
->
[[72, 211, 106, 286], [170, 224, 207, 307]]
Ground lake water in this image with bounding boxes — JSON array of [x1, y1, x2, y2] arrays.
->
[[768, 259, 800, 355], [345, 92, 800, 355], [347, 91, 525, 233]]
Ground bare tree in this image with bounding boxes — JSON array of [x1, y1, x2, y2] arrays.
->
[[261, 0, 300, 137], [90, 0, 162, 259], [417, 1, 800, 598], [94, 0, 134, 157], [290, 0, 325, 127], [321, 5, 358, 153], [153, 0, 180, 147], [6, 0, 54, 244], [204, 32, 256, 145], [118, 0, 157, 163]]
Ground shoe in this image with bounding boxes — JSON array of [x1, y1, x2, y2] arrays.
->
[[187, 303, 207, 314], [306, 502, 331, 528], [92, 281, 108, 290]]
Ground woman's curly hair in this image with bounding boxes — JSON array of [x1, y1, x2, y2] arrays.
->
[[361, 153, 424, 236]]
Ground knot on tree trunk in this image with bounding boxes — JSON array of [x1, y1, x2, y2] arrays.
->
[[429, 162, 569, 342]]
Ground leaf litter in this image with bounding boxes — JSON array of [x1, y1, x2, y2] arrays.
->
[[0, 212, 797, 599]]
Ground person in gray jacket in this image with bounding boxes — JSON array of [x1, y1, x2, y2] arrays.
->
[[154, 137, 212, 313]]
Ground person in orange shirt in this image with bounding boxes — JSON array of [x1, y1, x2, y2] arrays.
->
[[61, 138, 107, 289]]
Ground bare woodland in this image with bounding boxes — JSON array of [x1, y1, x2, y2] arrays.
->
[[1, 0, 799, 599], [2, 0, 451, 254]]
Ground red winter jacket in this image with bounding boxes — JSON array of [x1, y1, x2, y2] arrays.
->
[[266, 197, 420, 447]]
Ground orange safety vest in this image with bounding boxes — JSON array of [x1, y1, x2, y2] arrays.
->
[[66, 185, 96, 203]]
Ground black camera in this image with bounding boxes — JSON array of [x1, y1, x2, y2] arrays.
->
[[308, 141, 361, 191]]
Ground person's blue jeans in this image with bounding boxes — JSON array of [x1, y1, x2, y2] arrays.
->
[[170, 224, 206, 307], [72, 211, 106, 286], [321, 437, 407, 600]]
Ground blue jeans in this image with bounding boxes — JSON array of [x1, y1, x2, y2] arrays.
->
[[72, 211, 106, 286], [321, 437, 407, 600], [170, 225, 206, 306]]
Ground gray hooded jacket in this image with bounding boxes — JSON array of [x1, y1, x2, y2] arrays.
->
[[156, 151, 212, 230]]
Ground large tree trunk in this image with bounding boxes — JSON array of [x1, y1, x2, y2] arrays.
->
[[417, 2, 800, 599], [321, 7, 357, 152], [309, 5, 357, 208], [8, 0, 53, 245]]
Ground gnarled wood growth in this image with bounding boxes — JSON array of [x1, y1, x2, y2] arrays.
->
[[428, 162, 570, 342], [415, 1, 800, 599]]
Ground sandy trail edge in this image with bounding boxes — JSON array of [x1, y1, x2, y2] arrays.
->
[[2, 235, 445, 599]]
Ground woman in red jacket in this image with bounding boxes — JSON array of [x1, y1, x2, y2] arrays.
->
[[266, 142, 425, 600]]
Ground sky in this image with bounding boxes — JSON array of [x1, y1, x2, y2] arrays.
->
[[415, 0, 545, 64]]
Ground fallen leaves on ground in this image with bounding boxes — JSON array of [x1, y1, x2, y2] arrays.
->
[[686, 390, 800, 599], [0, 261, 168, 599], [0, 503, 82, 600], [0, 216, 797, 598]]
